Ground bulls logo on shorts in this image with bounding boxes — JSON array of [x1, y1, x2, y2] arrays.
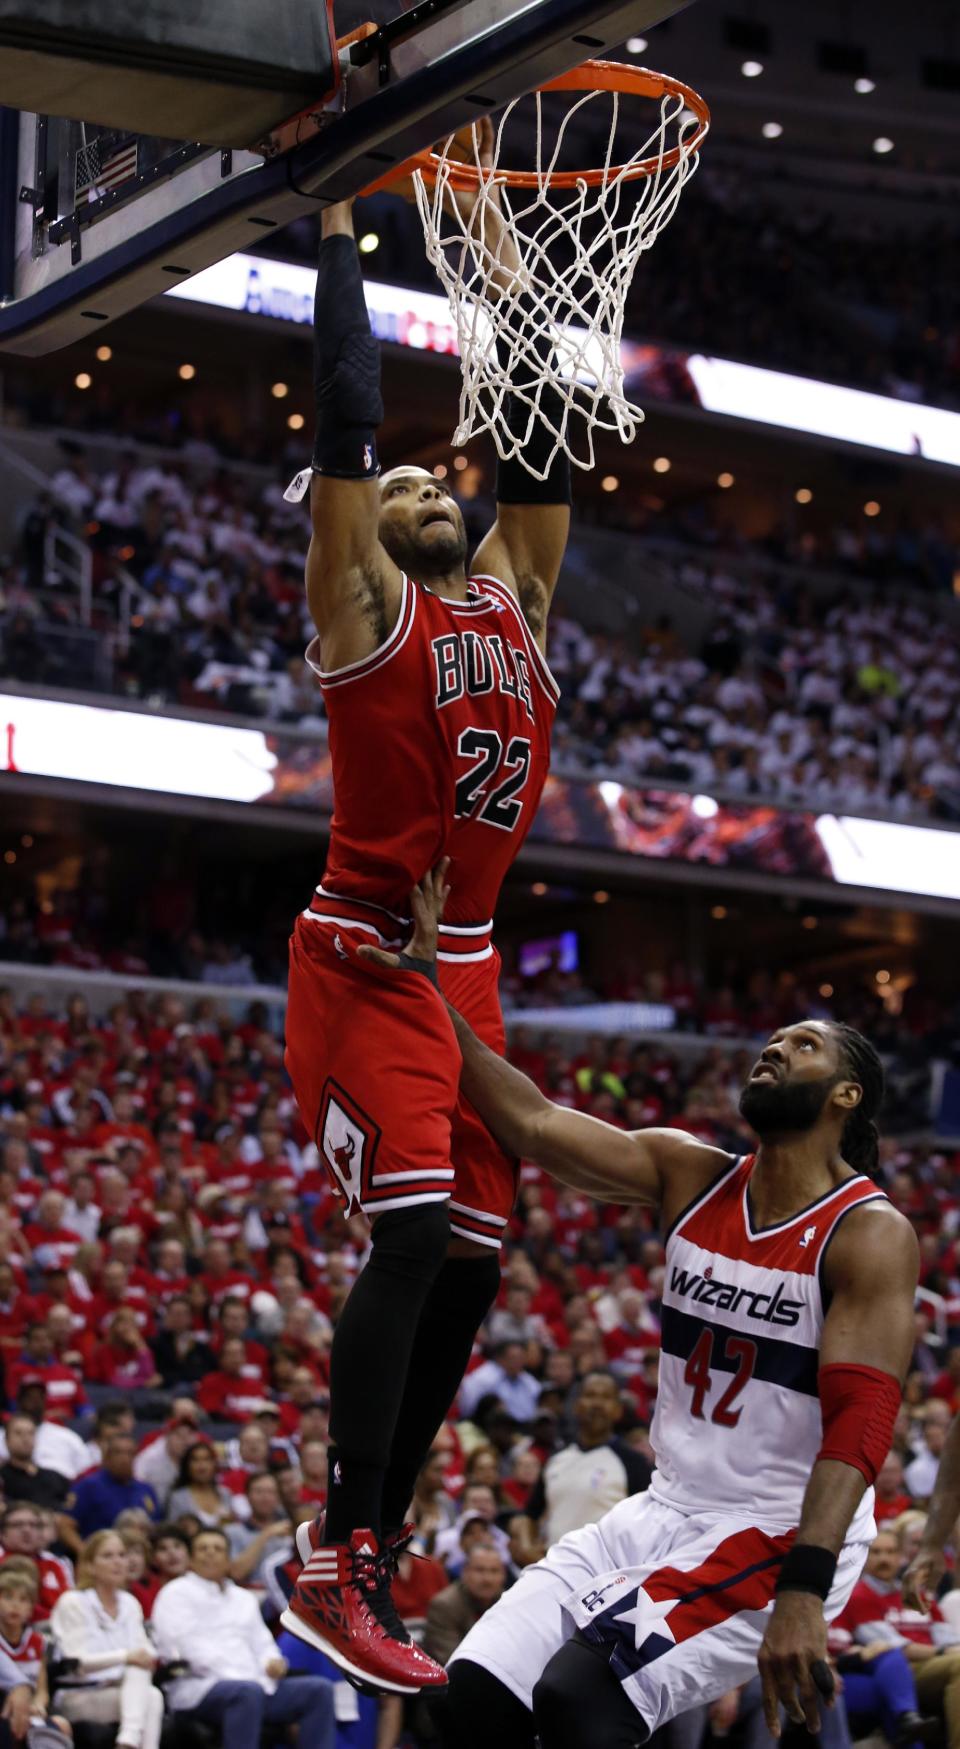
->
[[318, 1078, 381, 1211]]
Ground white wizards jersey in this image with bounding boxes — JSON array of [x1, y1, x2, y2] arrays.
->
[[650, 1154, 887, 1535]]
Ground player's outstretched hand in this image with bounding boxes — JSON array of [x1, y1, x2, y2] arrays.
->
[[903, 1543, 946, 1613], [357, 858, 451, 975], [758, 1592, 832, 1736]]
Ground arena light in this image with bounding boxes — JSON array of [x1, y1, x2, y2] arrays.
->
[[795, 487, 813, 503], [287, 412, 305, 431], [717, 471, 735, 489], [873, 136, 894, 154], [820, 983, 834, 998], [270, 381, 289, 399], [761, 121, 783, 139], [20, 835, 32, 849], [531, 881, 548, 896], [626, 36, 648, 53], [876, 969, 891, 984], [601, 474, 619, 492], [74, 372, 91, 389], [358, 232, 379, 254], [433, 463, 448, 478], [3, 851, 15, 865], [453, 454, 468, 471], [652, 456, 671, 474], [178, 363, 196, 381], [95, 344, 112, 361], [691, 795, 719, 818], [802, 915, 818, 929], [863, 499, 881, 516], [166, 258, 960, 469], [741, 60, 763, 77], [593, 890, 610, 904], [2, 694, 278, 804], [854, 77, 876, 93], [711, 905, 727, 919]]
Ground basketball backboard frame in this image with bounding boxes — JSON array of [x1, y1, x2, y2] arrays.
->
[[0, 0, 694, 356]]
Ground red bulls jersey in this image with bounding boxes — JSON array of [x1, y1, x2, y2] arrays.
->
[[652, 1154, 888, 1533], [304, 572, 557, 964]]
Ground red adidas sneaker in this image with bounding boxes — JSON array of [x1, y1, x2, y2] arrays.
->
[[280, 1528, 448, 1695]]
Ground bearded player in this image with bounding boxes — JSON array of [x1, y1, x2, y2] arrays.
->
[[279, 126, 570, 1693], [360, 873, 919, 1746]]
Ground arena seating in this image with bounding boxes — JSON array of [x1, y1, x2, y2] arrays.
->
[[2, 449, 959, 825], [0, 973, 956, 1747]]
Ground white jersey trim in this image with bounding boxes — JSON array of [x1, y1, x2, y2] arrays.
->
[[665, 1154, 743, 1244], [300, 909, 404, 946], [742, 1172, 871, 1243], [472, 572, 562, 703], [308, 571, 415, 686]]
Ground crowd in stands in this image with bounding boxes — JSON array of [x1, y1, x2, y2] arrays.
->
[[3, 443, 959, 826], [549, 567, 960, 821], [0, 975, 955, 1743]]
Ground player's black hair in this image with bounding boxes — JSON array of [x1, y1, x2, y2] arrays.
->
[[829, 1022, 884, 1176]]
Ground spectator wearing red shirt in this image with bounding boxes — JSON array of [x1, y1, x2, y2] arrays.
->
[[210, 1296, 269, 1372], [5, 1324, 87, 1424], [835, 1527, 960, 1742], [0, 1264, 31, 1360], [198, 1239, 252, 1309], [21, 1193, 82, 1272], [603, 1289, 661, 1388], [929, 1347, 960, 1416], [874, 1452, 916, 1525], [130, 1525, 191, 1619], [0, 1503, 73, 1622], [297, 1438, 328, 1509], [90, 1309, 162, 1391], [146, 1238, 191, 1309], [88, 1089, 159, 1168], [196, 1336, 268, 1422], [88, 1258, 153, 1340]]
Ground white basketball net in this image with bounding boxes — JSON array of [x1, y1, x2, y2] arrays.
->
[[413, 83, 704, 477]]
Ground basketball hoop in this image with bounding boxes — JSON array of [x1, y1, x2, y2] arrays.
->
[[372, 61, 709, 478]]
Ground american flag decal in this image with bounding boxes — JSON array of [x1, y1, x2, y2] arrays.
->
[[75, 136, 139, 203]]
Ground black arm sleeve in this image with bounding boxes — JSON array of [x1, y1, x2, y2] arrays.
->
[[311, 233, 383, 481]]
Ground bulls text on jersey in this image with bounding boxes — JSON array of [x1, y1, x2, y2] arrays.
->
[[432, 630, 534, 721]]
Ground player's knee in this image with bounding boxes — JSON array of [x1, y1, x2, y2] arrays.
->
[[533, 1639, 648, 1749], [369, 1203, 450, 1282], [430, 1660, 535, 1749]]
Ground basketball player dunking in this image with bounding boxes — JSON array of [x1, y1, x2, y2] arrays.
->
[[362, 870, 920, 1748], [280, 124, 570, 1693]]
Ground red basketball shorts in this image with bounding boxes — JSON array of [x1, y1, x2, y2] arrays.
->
[[285, 915, 517, 1248]]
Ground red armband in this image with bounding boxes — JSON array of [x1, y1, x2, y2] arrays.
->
[[818, 1362, 902, 1485]]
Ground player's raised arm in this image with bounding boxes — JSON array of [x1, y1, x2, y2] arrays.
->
[[299, 200, 402, 666], [758, 1201, 919, 1737], [359, 864, 722, 1210]]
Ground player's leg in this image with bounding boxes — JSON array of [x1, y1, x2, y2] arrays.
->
[[379, 949, 510, 1533], [430, 1660, 537, 1749], [551, 1502, 870, 1744], [283, 916, 458, 1690], [378, 1235, 500, 1536], [534, 1637, 653, 1749]]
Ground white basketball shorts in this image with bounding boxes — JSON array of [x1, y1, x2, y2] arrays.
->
[[449, 1491, 870, 1733]]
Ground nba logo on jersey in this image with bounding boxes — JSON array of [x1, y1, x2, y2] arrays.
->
[[799, 1225, 817, 1248]]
